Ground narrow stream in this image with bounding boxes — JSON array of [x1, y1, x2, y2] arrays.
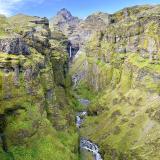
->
[[76, 99, 103, 160]]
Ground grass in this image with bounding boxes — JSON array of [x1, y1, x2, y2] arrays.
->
[[73, 81, 96, 101], [80, 85, 160, 159], [128, 53, 160, 73]]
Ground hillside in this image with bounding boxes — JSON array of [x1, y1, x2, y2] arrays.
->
[[70, 4, 160, 160], [0, 14, 79, 160], [0, 4, 160, 160]]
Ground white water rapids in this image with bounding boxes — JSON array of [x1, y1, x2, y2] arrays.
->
[[80, 138, 103, 160], [76, 99, 103, 160]]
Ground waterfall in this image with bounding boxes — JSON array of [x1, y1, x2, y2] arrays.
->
[[69, 46, 72, 58], [80, 138, 103, 160], [76, 98, 103, 160], [76, 111, 87, 128]]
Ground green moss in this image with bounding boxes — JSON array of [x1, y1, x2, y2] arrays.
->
[[73, 81, 96, 100], [78, 38, 160, 160], [70, 52, 87, 75], [0, 24, 79, 160], [0, 15, 10, 37], [80, 84, 160, 159], [80, 150, 94, 160], [128, 53, 160, 73]]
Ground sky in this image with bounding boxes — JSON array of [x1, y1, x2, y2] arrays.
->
[[0, 0, 159, 18]]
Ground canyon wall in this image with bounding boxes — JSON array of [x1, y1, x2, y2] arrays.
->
[[70, 5, 160, 160], [0, 14, 78, 160], [0, 4, 160, 160]]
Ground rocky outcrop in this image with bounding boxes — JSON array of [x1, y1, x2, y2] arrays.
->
[[0, 4, 160, 160], [30, 17, 49, 26], [0, 37, 30, 55], [0, 14, 78, 160], [51, 5, 160, 60]]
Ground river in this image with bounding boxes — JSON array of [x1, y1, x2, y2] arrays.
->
[[76, 99, 103, 160]]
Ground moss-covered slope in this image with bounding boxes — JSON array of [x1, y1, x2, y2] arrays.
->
[[70, 5, 160, 160], [0, 15, 79, 160]]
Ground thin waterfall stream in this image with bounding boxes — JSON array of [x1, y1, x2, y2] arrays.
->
[[76, 99, 103, 160], [69, 46, 72, 58]]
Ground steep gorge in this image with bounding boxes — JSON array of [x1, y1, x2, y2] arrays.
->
[[0, 4, 160, 160]]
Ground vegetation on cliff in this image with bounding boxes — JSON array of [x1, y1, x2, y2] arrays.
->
[[70, 5, 160, 160], [0, 4, 160, 160], [0, 14, 79, 160]]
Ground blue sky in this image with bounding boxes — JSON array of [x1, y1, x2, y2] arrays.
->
[[0, 0, 159, 18]]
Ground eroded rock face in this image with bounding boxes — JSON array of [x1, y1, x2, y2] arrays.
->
[[0, 5, 160, 160], [70, 5, 160, 160], [0, 37, 30, 55], [0, 14, 77, 160], [51, 5, 160, 61], [30, 17, 49, 26]]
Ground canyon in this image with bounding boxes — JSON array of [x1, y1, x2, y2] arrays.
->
[[0, 4, 160, 160]]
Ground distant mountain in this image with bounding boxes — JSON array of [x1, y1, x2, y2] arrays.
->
[[50, 8, 81, 36], [0, 4, 160, 160], [50, 8, 111, 57]]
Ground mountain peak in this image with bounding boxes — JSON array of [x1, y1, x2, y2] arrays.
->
[[59, 8, 70, 13], [57, 8, 72, 19]]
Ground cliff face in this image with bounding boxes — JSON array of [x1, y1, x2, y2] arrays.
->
[[0, 14, 78, 160], [0, 4, 160, 160], [70, 5, 160, 160]]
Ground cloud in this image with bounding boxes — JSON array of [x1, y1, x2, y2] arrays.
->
[[0, 0, 23, 16], [0, 0, 44, 16]]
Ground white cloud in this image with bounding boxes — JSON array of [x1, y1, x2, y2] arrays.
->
[[0, 0, 45, 16], [0, 0, 23, 16]]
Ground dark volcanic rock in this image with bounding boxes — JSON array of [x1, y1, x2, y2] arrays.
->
[[0, 37, 30, 55]]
